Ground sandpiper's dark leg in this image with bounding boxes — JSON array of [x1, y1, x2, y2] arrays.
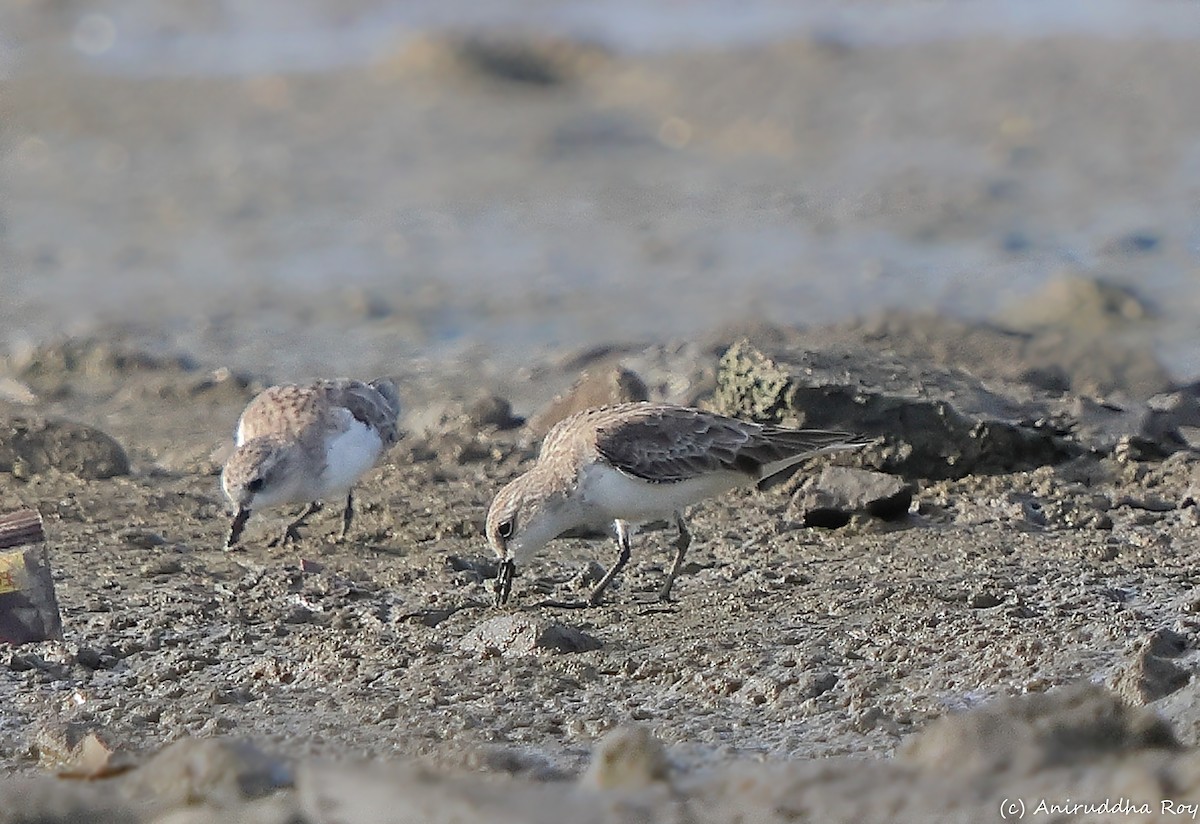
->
[[338, 491, 354, 540], [269, 501, 323, 547], [659, 511, 691, 602], [589, 520, 634, 606], [225, 507, 252, 550]]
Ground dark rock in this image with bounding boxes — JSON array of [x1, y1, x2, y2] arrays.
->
[[713, 303, 1192, 474], [714, 340, 1075, 480], [528, 366, 649, 438], [0, 415, 129, 479], [453, 36, 568, 87], [799, 500, 852, 529], [121, 529, 168, 548], [466, 394, 523, 430], [967, 592, 1003, 609], [797, 671, 838, 700], [460, 615, 602, 656], [75, 646, 119, 670]]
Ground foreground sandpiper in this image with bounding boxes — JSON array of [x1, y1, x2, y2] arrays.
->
[[486, 402, 866, 606], [221, 379, 401, 549]]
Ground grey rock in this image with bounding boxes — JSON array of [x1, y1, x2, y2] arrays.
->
[[796, 671, 838, 700], [0, 415, 130, 479], [792, 466, 915, 523], [460, 614, 602, 656]]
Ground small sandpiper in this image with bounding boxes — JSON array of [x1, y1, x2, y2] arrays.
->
[[221, 378, 401, 549], [486, 402, 866, 606]]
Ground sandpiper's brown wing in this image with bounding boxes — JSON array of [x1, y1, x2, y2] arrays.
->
[[320, 379, 402, 446], [593, 404, 860, 483]]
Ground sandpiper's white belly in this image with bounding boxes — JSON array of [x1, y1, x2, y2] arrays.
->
[[578, 462, 745, 524], [320, 421, 384, 496]]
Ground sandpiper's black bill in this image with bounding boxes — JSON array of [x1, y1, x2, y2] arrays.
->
[[493, 559, 515, 607], [225, 507, 252, 549]]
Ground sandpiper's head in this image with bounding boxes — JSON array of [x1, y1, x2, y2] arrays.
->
[[487, 469, 576, 607], [485, 469, 574, 564], [221, 435, 304, 512]]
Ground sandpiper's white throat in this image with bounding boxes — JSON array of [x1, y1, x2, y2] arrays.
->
[[486, 402, 866, 606], [221, 378, 401, 549]]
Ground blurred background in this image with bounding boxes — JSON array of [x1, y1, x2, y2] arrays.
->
[[5, 0, 1200, 385]]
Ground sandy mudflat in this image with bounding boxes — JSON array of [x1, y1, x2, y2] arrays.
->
[[6, 3, 1200, 819]]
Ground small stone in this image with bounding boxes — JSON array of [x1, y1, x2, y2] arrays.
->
[[75, 647, 118, 670], [31, 722, 122, 773], [968, 592, 1003, 609], [282, 606, 315, 624], [140, 557, 183, 577], [581, 725, 671, 790], [1115, 653, 1191, 704], [1113, 629, 1192, 704], [460, 614, 601, 656], [797, 671, 838, 700], [122, 529, 168, 548]]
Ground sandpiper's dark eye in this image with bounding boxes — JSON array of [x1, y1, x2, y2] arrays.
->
[[246, 478, 266, 493], [497, 519, 514, 540]]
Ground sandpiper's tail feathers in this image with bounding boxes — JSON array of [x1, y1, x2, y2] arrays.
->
[[368, 378, 402, 418], [323, 378, 403, 446], [750, 428, 872, 490]]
